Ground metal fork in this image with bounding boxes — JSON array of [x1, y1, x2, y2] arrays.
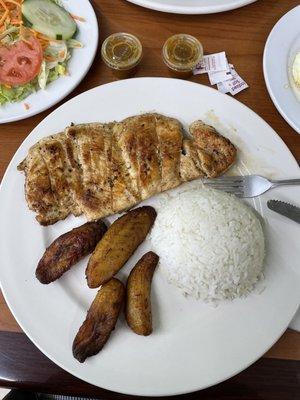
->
[[202, 175, 300, 198]]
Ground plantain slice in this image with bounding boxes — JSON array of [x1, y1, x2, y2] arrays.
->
[[36, 220, 107, 284], [73, 278, 125, 363], [86, 206, 157, 288], [126, 251, 159, 336]]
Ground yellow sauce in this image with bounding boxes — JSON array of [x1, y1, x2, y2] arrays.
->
[[163, 34, 203, 78], [101, 33, 143, 79]]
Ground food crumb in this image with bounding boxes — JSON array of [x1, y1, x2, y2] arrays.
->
[[24, 103, 30, 110]]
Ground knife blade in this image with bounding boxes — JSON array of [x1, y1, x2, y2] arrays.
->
[[267, 200, 300, 224]]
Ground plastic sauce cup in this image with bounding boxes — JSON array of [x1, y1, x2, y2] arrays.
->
[[162, 34, 203, 78], [101, 33, 143, 79]]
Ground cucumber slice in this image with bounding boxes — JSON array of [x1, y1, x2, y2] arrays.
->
[[22, 15, 33, 28], [22, 0, 77, 40]]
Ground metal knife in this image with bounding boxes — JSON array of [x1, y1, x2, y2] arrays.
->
[[267, 200, 300, 224]]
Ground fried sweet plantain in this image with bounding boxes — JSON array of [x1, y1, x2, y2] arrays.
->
[[126, 251, 159, 336], [36, 220, 107, 284], [73, 278, 125, 362], [86, 206, 157, 288]]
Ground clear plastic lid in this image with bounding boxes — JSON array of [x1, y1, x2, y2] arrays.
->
[[101, 33, 143, 71], [163, 34, 203, 72]]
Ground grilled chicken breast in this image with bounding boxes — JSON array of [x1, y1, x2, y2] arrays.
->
[[18, 113, 236, 225]]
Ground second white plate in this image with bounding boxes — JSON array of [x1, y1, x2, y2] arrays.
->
[[125, 0, 257, 14], [263, 6, 300, 134]]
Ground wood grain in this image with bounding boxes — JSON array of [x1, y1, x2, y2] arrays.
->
[[0, 331, 299, 399], [0, 293, 20, 333], [0, 0, 299, 388], [265, 329, 300, 360]]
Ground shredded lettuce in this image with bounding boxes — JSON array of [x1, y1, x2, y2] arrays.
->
[[48, 63, 67, 82], [38, 60, 49, 90], [39, 60, 67, 88], [57, 64, 66, 75], [0, 60, 68, 105], [45, 40, 68, 63], [0, 27, 19, 43], [0, 82, 37, 105], [67, 38, 83, 49]]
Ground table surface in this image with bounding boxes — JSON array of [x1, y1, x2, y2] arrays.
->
[[0, 0, 299, 398]]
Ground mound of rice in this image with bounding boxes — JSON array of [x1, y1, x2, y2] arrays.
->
[[150, 187, 265, 302]]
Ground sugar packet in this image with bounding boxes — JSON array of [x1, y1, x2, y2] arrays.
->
[[193, 51, 229, 75], [221, 65, 249, 95], [208, 68, 232, 85]]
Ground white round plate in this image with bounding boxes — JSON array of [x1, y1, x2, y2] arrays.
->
[[263, 6, 300, 134], [0, 78, 299, 396], [125, 0, 256, 14], [0, 0, 98, 124]]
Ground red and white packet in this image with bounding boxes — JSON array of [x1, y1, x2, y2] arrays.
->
[[220, 65, 249, 95], [194, 53, 248, 96], [193, 51, 229, 75]]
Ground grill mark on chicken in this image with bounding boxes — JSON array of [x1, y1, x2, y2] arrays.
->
[[154, 114, 182, 191], [18, 113, 237, 225], [189, 121, 237, 177], [119, 115, 161, 200], [134, 114, 161, 199], [113, 120, 140, 198], [39, 134, 82, 218], [180, 139, 204, 182], [66, 123, 113, 220], [17, 144, 63, 225], [111, 124, 140, 213], [63, 137, 82, 216], [37, 135, 72, 222]]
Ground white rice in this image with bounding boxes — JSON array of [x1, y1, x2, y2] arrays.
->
[[150, 187, 265, 302]]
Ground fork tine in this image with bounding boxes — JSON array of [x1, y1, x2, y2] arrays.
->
[[215, 187, 244, 194], [203, 181, 242, 187], [203, 182, 243, 189], [203, 176, 244, 183], [202, 183, 244, 196], [223, 189, 244, 195], [202, 175, 247, 197]]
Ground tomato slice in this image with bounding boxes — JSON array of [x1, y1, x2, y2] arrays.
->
[[0, 36, 43, 86]]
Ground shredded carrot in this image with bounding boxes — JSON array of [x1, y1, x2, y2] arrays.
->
[[0, 0, 79, 54], [36, 34, 61, 44], [0, 0, 23, 31], [4, 84, 11, 88], [11, 19, 22, 24], [45, 55, 55, 61], [70, 14, 85, 22], [5, 0, 21, 7], [28, 28, 37, 36], [0, 0, 9, 11], [24, 102, 30, 110], [0, 9, 8, 25], [19, 27, 33, 46], [35, 33, 54, 42]]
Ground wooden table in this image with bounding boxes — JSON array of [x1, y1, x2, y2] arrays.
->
[[0, 0, 299, 398]]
